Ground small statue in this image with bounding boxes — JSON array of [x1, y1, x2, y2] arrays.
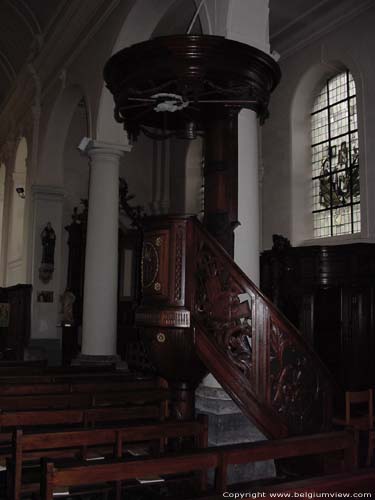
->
[[39, 222, 56, 283], [41, 222, 56, 264]]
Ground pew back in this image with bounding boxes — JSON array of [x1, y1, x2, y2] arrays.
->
[[40, 430, 356, 499], [9, 417, 208, 500]]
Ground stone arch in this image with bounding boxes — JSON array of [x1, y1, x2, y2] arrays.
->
[[37, 85, 91, 186], [290, 56, 365, 244]]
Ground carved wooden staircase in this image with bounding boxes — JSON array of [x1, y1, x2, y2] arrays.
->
[[136, 215, 333, 439]]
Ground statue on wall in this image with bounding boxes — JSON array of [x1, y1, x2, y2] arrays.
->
[[39, 222, 56, 283]]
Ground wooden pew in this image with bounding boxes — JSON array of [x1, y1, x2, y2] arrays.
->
[[0, 387, 169, 411], [0, 359, 48, 368], [0, 377, 158, 396], [9, 416, 208, 500], [0, 403, 168, 448], [40, 431, 357, 500], [0, 368, 143, 385]]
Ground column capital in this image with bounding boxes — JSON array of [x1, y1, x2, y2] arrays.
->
[[78, 137, 132, 159]]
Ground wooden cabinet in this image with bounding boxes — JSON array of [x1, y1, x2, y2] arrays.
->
[[260, 241, 375, 389]]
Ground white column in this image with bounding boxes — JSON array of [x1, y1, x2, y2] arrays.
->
[[80, 139, 130, 357], [225, 0, 270, 286], [234, 110, 260, 285]]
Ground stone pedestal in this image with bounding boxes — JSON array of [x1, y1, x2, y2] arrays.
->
[[196, 384, 276, 484]]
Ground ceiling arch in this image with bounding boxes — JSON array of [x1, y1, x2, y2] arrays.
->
[[0, 0, 61, 108]]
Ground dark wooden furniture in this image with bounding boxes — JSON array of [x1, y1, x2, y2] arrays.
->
[[104, 35, 280, 253], [0, 387, 169, 411], [332, 389, 373, 466], [136, 216, 208, 420], [9, 416, 208, 499], [40, 430, 357, 500], [137, 216, 333, 437], [0, 284, 32, 360], [0, 405, 163, 435], [0, 378, 157, 396], [62, 205, 87, 364], [117, 228, 145, 367], [332, 389, 373, 430], [260, 241, 375, 389], [104, 35, 280, 140]]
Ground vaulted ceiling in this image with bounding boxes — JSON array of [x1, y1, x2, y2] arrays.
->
[[0, 0, 371, 111], [0, 0, 63, 107]]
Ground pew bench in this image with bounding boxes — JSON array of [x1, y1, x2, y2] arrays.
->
[[0, 402, 168, 459], [8, 416, 208, 499], [0, 387, 169, 411], [0, 366, 141, 385], [0, 377, 158, 396], [40, 430, 357, 500]]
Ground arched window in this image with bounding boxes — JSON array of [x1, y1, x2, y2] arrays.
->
[[311, 70, 360, 238]]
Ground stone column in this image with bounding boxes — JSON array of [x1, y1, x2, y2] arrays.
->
[[79, 139, 131, 362], [234, 109, 260, 285]]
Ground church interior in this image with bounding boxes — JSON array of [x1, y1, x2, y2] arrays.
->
[[0, 0, 375, 497]]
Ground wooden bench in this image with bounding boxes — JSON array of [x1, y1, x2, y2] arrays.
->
[[40, 430, 357, 499], [0, 387, 169, 411], [0, 376, 158, 396], [8, 416, 208, 499], [0, 368, 142, 385], [0, 403, 168, 451], [0, 359, 48, 368]]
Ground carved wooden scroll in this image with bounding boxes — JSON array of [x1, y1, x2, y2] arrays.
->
[[189, 218, 333, 438]]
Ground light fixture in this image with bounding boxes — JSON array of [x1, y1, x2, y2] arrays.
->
[[16, 187, 25, 199]]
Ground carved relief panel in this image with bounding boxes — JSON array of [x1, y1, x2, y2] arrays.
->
[[269, 318, 327, 434], [195, 240, 255, 383], [141, 230, 169, 299]]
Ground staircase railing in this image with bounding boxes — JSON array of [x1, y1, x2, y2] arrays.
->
[[186, 218, 333, 438]]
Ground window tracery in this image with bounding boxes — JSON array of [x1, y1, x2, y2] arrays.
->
[[311, 71, 360, 237]]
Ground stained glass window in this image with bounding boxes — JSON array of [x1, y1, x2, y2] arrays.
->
[[311, 71, 360, 238]]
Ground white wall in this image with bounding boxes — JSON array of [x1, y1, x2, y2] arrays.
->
[[6, 138, 27, 285], [262, 5, 375, 249], [61, 101, 90, 296]]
